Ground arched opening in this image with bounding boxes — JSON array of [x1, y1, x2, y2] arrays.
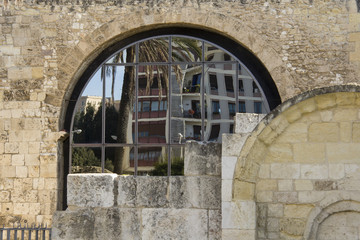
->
[[61, 26, 281, 208]]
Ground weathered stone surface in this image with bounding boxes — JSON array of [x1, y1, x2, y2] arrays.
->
[[67, 174, 117, 208], [52, 208, 141, 240], [235, 113, 266, 134], [136, 176, 168, 208], [184, 142, 221, 176], [142, 208, 208, 240], [117, 175, 136, 207]]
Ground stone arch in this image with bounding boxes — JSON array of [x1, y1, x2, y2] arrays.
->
[[305, 200, 360, 239], [233, 85, 360, 190], [230, 85, 360, 239], [57, 10, 288, 129]]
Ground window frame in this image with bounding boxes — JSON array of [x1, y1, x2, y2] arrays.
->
[[65, 28, 281, 179]]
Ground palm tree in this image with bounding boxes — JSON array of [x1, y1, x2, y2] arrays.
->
[[111, 37, 201, 174]]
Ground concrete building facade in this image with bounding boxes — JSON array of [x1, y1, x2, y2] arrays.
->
[[1, 0, 360, 239]]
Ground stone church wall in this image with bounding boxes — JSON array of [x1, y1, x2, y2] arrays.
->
[[0, 0, 360, 235]]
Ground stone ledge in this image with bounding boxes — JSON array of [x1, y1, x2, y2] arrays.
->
[[67, 173, 117, 208]]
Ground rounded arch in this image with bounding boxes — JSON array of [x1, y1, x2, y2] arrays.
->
[[233, 85, 360, 196], [305, 199, 360, 239], [57, 7, 289, 130], [61, 26, 282, 132]]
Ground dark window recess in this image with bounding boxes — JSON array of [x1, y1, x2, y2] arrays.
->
[[212, 101, 220, 114], [239, 80, 244, 92], [239, 101, 246, 113], [254, 102, 262, 113], [228, 103, 235, 116], [193, 125, 201, 140], [209, 74, 218, 90], [230, 124, 234, 134], [209, 124, 220, 141], [225, 75, 234, 92]]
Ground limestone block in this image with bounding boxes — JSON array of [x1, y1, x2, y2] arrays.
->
[[142, 208, 207, 240], [233, 180, 255, 201], [308, 123, 339, 142], [67, 174, 117, 208], [327, 144, 360, 164], [278, 180, 293, 191], [209, 209, 221, 240], [340, 122, 352, 142], [5, 142, 19, 153], [301, 164, 328, 179], [329, 164, 345, 179], [284, 204, 313, 218], [274, 192, 298, 203], [184, 142, 221, 176], [256, 191, 273, 202], [298, 191, 325, 203], [271, 163, 300, 179], [280, 218, 307, 238], [169, 176, 221, 209], [333, 108, 358, 122], [294, 180, 313, 191], [222, 133, 249, 157], [222, 201, 256, 230], [293, 143, 325, 163], [93, 208, 141, 240], [136, 176, 168, 208], [117, 175, 136, 207], [222, 156, 237, 180], [222, 179, 232, 202], [258, 164, 270, 179], [235, 113, 265, 134], [353, 122, 360, 142], [222, 229, 255, 240], [344, 164, 360, 179], [256, 180, 277, 191], [16, 166, 28, 178], [265, 144, 293, 163], [11, 154, 24, 165], [8, 67, 32, 80], [28, 166, 39, 177], [0, 166, 15, 178], [315, 94, 336, 110], [40, 164, 57, 178], [52, 209, 95, 239], [268, 203, 284, 218]]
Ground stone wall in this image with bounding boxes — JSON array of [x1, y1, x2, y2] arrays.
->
[[0, 0, 360, 232], [52, 142, 222, 239], [229, 88, 360, 240]]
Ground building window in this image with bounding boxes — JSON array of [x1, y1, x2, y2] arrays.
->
[[225, 75, 234, 92], [212, 101, 220, 114], [254, 102, 262, 113], [209, 74, 218, 90], [70, 34, 274, 176], [239, 101, 246, 113], [228, 103, 236, 116]]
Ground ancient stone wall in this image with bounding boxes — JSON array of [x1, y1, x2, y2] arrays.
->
[[231, 88, 360, 240], [52, 142, 222, 239], [0, 0, 360, 231]]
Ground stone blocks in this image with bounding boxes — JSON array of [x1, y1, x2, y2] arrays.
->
[[184, 141, 221, 176], [67, 174, 117, 208]]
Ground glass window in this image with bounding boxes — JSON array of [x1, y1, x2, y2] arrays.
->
[[151, 101, 159, 111], [70, 34, 272, 176], [239, 101, 246, 113], [254, 102, 262, 113]]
